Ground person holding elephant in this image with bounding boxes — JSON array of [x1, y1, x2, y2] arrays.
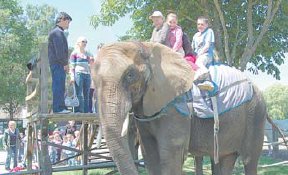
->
[[69, 36, 94, 113]]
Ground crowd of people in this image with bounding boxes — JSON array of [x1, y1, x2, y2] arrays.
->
[[3, 120, 81, 170], [48, 120, 80, 166], [149, 10, 215, 91], [48, 10, 215, 114]]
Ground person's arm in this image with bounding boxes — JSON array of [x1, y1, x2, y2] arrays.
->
[[17, 129, 21, 147], [172, 27, 183, 51], [150, 28, 156, 42], [159, 23, 169, 44], [197, 29, 215, 56], [69, 52, 77, 82], [3, 130, 8, 149], [191, 35, 196, 51], [150, 28, 158, 42], [87, 51, 94, 64]]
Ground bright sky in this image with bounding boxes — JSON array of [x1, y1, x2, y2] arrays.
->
[[21, 0, 133, 52], [21, 0, 288, 91]]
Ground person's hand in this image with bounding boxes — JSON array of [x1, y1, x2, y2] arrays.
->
[[64, 65, 69, 73], [70, 80, 75, 84]]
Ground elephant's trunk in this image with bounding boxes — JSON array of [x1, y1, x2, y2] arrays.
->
[[98, 82, 138, 175]]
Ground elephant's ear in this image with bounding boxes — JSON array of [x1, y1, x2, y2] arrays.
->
[[142, 43, 194, 116]]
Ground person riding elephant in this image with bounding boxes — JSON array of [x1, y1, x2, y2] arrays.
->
[[91, 42, 267, 175]]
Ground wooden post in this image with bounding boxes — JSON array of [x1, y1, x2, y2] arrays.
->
[[82, 122, 89, 175], [272, 127, 279, 154], [34, 122, 40, 162], [26, 123, 33, 171], [39, 43, 52, 175]]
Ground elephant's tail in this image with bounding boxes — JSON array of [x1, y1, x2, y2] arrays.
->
[[267, 116, 288, 150]]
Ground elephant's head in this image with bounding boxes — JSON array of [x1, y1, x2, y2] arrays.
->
[[91, 42, 194, 174]]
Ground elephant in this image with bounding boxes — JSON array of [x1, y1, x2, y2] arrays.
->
[[91, 41, 267, 175]]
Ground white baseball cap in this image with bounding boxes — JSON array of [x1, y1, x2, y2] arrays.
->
[[149, 11, 163, 19]]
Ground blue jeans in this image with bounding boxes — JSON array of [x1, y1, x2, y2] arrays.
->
[[89, 88, 94, 113], [74, 73, 91, 113], [5, 146, 18, 169], [50, 64, 66, 112]]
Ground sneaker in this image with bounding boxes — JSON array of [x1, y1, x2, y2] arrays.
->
[[55, 109, 71, 114], [195, 71, 210, 81], [5, 167, 10, 171], [197, 81, 214, 91]]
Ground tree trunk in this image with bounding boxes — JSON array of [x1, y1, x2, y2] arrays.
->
[[9, 103, 14, 120]]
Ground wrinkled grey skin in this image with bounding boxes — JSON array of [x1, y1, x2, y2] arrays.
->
[[92, 42, 266, 175]]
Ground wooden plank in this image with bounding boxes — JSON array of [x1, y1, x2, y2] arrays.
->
[[83, 122, 89, 175], [46, 141, 113, 160], [38, 113, 100, 122], [272, 128, 279, 153], [40, 43, 49, 114], [52, 162, 117, 172], [51, 160, 144, 173], [39, 43, 52, 175], [260, 161, 288, 168], [26, 124, 33, 171]]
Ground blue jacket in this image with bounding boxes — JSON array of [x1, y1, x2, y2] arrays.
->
[[48, 25, 69, 66]]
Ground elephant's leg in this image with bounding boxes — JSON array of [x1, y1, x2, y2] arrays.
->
[[157, 113, 191, 175], [218, 153, 238, 175], [137, 124, 161, 175], [243, 156, 259, 175], [158, 143, 188, 175], [194, 156, 203, 175], [210, 158, 221, 175]]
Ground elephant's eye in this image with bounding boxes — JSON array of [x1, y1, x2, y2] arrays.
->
[[122, 66, 140, 89], [125, 69, 138, 84]]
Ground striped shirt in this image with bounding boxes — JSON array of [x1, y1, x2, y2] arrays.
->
[[69, 50, 93, 80]]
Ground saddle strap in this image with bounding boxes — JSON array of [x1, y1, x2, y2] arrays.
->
[[211, 96, 219, 164]]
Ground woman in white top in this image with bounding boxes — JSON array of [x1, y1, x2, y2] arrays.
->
[[70, 36, 94, 113]]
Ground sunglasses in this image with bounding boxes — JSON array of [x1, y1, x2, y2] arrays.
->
[[82, 41, 88, 43]]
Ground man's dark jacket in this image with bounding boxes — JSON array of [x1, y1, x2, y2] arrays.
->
[[48, 26, 69, 66]]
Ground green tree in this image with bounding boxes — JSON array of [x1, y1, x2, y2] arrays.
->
[[0, 0, 34, 119], [25, 4, 58, 51], [0, 1, 58, 119], [264, 84, 288, 119], [91, 0, 287, 79]]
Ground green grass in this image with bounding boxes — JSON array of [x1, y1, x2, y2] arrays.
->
[[53, 155, 288, 175]]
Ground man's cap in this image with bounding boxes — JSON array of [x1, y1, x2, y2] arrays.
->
[[149, 11, 163, 19]]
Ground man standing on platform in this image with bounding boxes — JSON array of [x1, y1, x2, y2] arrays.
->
[[48, 12, 72, 113]]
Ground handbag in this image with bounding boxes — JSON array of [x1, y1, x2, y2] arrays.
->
[[65, 84, 79, 107]]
